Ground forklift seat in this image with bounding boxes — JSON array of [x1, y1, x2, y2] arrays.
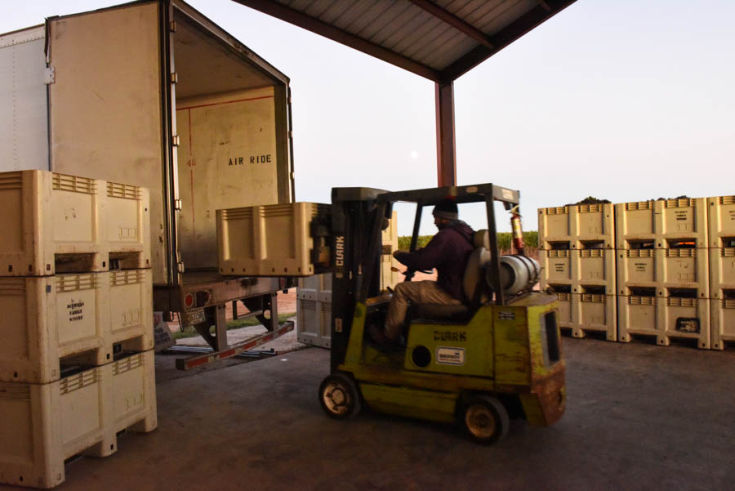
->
[[409, 230, 491, 323]]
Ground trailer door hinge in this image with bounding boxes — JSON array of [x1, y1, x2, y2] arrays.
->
[[169, 21, 177, 33], [44, 66, 55, 85], [174, 199, 182, 211], [170, 72, 178, 84], [172, 135, 180, 147]]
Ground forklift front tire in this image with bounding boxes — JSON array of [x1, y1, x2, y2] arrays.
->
[[319, 373, 361, 419], [460, 395, 509, 445]]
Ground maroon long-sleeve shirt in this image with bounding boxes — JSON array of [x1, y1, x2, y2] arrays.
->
[[394, 221, 475, 301]]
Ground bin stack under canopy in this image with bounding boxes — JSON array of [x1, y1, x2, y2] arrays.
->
[[539, 194, 735, 350]]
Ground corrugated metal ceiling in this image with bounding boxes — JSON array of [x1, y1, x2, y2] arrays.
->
[[233, 0, 577, 82]]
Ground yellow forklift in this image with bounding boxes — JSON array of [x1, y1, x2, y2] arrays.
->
[[319, 183, 565, 444]]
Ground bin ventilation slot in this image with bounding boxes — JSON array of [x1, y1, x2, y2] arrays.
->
[[667, 288, 698, 299], [668, 239, 696, 249], [0, 172, 23, 190], [55, 254, 100, 274], [625, 201, 653, 211], [581, 285, 606, 295], [109, 251, 142, 270], [580, 241, 604, 249], [629, 296, 654, 305], [628, 240, 654, 250], [663, 198, 694, 208], [628, 287, 656, 297], [107, 182, 141, 200], [52, 173, 96, 194], [549, 284, 571, 294], [549, 242, 570, 250]]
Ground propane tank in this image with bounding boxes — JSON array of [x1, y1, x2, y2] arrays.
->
[[494, 255, 540, 296], [510, 207, 525, 254]]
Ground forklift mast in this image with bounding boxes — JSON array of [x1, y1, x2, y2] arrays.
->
[[330, 187, 390, 371]]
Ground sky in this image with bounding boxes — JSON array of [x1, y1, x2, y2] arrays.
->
[[2, 0, 734, 235]]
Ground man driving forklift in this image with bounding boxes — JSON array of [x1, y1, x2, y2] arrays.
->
[[368, 198, 474, 345]]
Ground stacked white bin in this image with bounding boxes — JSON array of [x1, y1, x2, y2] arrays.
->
[[538, 204, 617, 340], [0, 170, 157, 489], [708, 196, 735, 350], [616, 198, 710, 348]]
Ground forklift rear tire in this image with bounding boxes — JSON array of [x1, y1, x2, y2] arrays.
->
[[460, 395, 509, 445], [319, 373, 361, 419]]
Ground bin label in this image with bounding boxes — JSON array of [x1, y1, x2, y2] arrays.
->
[[67, 299, 85, 322]]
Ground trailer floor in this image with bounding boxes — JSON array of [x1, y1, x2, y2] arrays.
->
[[21, 338, 735, 490]]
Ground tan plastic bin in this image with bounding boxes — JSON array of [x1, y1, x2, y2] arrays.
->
[[554, 292, 572, 329], [660, 248, 709, 296], [296, 274, 332, 349], [709, 247, 735, 297], [574, 248, 616, 292], [540, 248, 615, 294], [0, 171, 151, 276], [538, 204, 614, 249], [707, 196, 735, 248], [0, 350, 157, 489], [217, 202, 330, 276], [540, 250, 572, 288], [0, 367, 111, 489], [617, 249, 657, 294], [0, 274, 110, 384], [104, 182, 151, 268], [711, 293, 735, 350], [380, 211, 402, 291], [615, 198, 708, 249], [107, 350, 157, 436], [108, 269, 154, 346], [567, 292, 617, 341], [0, 270, 153, 384], [617, 248, 709, 297], [618, 294, 709, 349]]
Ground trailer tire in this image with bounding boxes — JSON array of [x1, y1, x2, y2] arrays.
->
[[459, 394, 509, 445], [318, 373, 361, 419]]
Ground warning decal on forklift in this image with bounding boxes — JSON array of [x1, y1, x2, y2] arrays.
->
[[436, 347, 465, 366]]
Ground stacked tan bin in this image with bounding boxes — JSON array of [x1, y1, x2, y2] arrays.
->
[[616, 199, 710, 348], [708, 196, 735, 349], [538, 204, 617, 340], [0, 171, 157, 489]]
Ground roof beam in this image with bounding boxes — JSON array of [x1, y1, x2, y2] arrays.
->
[[232, 0, 441, 82], [439, 0, 576, 82], [409, 0, 494, 50]]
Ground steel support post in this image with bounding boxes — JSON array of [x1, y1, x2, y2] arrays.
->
[[435, 81, 457, 187]]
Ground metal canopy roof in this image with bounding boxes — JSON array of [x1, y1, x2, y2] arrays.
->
[[232, 0, 577, 83]]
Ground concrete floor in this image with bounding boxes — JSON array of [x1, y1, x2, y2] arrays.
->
[[13, 338, 735, 490]]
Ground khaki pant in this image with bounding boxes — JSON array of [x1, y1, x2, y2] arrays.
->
[[384, 281, 462, 340]]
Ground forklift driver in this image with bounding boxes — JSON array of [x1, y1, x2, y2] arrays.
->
[[368, 198, 475, 345]]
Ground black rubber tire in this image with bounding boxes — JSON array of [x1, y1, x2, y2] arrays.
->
[[459, 394, 510, 445], [318, 373, 362, 420]]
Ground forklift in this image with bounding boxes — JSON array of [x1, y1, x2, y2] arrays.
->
[[318, 183, 565, 444]]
